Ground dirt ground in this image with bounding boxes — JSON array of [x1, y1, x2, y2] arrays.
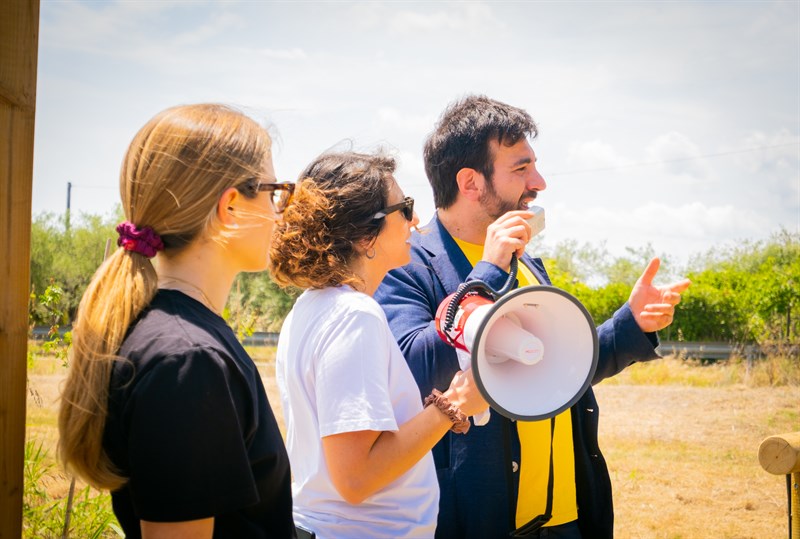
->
[[595, 383, 798, 539], [27, 368, 798, 538]]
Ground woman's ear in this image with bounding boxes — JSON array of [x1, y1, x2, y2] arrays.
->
[[217, 187, 240, 227], [456, 167, 483, 203], [356, 236, 377, 258]]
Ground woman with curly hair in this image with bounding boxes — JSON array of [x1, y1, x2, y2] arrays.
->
[[270, 151, 489, 538], [58, 104, 297, 538]]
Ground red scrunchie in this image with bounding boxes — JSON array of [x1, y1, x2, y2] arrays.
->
[[116, 221, 164, 258]]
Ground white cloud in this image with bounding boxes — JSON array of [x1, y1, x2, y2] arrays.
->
[[377, 107, 436, 134], [32, 0, 799, 266], [254, 48, 308, 61], [170, 12, 243, 46], [563, 140, 628, 172], [391, 3, 499, 33], [544, 200, 775, 265], [42, 1, 195, 53], [734, 130, 799, 174], [645, 132, 711, 179], [350, 2, 502, 33], [40, 1, 250, 72]]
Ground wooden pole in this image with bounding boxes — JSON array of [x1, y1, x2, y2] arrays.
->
[[0, 1, 40, 537], [759, 432, 800, 538], [793, 474, 800, 539]]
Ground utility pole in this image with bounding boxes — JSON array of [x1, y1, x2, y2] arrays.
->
[[66, 180, 71, 231]]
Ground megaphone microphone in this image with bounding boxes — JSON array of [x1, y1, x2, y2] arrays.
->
[[435, 250, 599, 423]]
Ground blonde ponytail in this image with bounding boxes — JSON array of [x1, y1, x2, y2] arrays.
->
[[58, 248, 157, 489]]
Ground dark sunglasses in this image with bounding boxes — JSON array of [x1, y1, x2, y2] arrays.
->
[[373, 196, 414, 221], [256, 182, 295, 214]]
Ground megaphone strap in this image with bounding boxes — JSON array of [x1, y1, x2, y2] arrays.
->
[[423, 389, 470, 434]]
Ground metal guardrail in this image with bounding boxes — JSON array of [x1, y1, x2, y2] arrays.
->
[[658, 341, 758, 360], [30, 326, 280, 347], [241, 332, 280, 346], [30, 326, 67, 340], [29, 328, 784, 360]]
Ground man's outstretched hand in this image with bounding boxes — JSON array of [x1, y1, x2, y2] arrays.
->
[[629, 258, 692, 333]]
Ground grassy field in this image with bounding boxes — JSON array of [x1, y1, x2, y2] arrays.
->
[[25, 351, 799, 538], [597, 382, 796, 537]]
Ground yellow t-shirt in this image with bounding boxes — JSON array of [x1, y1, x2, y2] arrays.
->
[[452, 238, 578, 528]]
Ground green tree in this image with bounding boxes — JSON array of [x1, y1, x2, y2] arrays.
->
[[743, 232, 799, 342], [30, 208, 301, 330], [226, 272, 300, 334], [532, 239, 609, 284], [28, 284, 72, 367], [542, 252, 630, 326], [30, 208, 123, 319], [678, 229, 800, 344]]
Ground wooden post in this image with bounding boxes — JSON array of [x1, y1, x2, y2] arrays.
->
[[0, 1, 40, 537], [759, 432, 800, 539], [795, 475, 800, 539]]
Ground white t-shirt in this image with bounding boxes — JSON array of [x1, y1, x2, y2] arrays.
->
[[276, 286, 439, 539]]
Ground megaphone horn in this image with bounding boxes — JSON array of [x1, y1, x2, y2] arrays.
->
[[434, 258, 599, 422]]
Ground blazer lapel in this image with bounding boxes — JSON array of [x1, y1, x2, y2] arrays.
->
[[418, 214, 554, 290], [521, 253, 552, 286], [418, 215, 473, 294]]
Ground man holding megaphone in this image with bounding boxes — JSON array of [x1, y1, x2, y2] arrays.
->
[[375, 95, 691, 539]]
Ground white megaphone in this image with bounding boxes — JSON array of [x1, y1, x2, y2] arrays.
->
[[435, 267, 599, 423]]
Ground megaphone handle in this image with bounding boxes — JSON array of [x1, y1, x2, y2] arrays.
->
[[455, 349, 471, 371], [473, 409, 491, 426], [455, 349, 491, 427]]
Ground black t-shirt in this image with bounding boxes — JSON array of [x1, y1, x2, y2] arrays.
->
[[103, 289, 295, 538]]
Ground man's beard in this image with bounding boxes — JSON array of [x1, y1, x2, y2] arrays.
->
[[479, 177, 537, 220]]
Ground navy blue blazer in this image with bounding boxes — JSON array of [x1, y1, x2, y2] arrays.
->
[[375, 214, 660, 539]]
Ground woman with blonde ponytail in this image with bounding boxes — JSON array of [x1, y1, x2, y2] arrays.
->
[[58, 104, 297, 539]]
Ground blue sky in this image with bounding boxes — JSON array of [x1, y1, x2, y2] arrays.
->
[[33, 1, 800, 269]]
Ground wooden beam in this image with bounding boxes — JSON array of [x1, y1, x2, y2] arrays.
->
[[0, 1, 39, 537], [759, 432, 800, 475]]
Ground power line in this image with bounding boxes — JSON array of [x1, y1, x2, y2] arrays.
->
[[548, 142, 800, 177], [68, 183, 116, 190]]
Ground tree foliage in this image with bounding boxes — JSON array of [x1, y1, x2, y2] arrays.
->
[[30, 211, 798, 346], [678, 230, 800, 344], [536, 230, 799, 345], [30, 209, 124, 319], [29, 208, 298, 334], [226, 272, 301, 334]]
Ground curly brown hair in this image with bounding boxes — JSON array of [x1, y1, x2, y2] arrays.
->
[[269, 151, 396, 289]]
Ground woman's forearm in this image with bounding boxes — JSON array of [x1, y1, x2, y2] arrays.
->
[[321, 404, 452, 504]]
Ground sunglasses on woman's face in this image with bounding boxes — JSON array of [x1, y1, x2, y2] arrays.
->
[[256, 182, 295, 214], [373, 196, 415, 221]]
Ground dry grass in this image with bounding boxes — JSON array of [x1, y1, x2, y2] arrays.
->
[[26, 352, 799, 538], [602, 354, 800, 388], [596, 383, 797, 538]]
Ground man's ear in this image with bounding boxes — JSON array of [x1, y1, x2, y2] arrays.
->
[[217, 187, 240, 226], [456, 167, 483, 203]]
